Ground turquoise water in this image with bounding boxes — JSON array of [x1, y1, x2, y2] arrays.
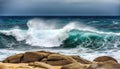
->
[[0, 16, 120, 62]]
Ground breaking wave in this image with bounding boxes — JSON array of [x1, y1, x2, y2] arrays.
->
[[0, 18, 120, 51]]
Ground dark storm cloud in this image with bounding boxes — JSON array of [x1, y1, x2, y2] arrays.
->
[[0, 0, 120, 16]]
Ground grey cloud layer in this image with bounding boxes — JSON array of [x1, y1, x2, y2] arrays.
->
[[0, 0, 120, 16]]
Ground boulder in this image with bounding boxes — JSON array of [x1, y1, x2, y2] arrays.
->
[[37, 51, 57, 54], [93, 56, 118, 63], [45, 54, 77, 65], [29, 62, 53, 69], [3, 51, 92, 66], [70, 55, 91, 64], [46, 60, 73, 66], [21, 52, 49, 63], [61, 62, 88, 69], [3, 54, 23, 63], [47, 54, 77, 62], [88, 61, 120, 69]]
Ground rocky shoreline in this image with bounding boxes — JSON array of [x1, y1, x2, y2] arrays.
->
[[0, 51, 120, 69]]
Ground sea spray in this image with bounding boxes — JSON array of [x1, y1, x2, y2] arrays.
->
[[0, 17, 120, 62], [0, 18, 120, 50]]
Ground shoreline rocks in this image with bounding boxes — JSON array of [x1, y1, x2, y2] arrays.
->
[[3, 51, 91, 66], [2, 51, 120, 69]]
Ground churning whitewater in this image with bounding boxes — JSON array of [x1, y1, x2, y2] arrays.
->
[[0, 18, 120, 51], [0, 17, 120, 62]]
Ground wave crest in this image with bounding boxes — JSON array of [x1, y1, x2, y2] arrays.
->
[[0, 18, 120, 51]]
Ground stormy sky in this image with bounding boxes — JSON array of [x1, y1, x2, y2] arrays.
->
[[0, 0, 120, 16]]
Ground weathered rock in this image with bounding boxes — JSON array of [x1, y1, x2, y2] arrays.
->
[[47, 54, 66, 60], [0, 63, 8, 69], [93, 56, 118, 63], [18, 66, 33, 69], [3, 51, 92, 65], [88, 61, 120, 69], [47, 54, 77, 62], [29, 62, 53, 69], [41, 58, 48, 62], [21, 52, 49, 63], [61, 62, 88, 69], [37, 51, 57, 54], [45, 54, 77, 65], [3, 54, 23, 63], [46, 60, 72, 66], [70, 55, 91, 64]]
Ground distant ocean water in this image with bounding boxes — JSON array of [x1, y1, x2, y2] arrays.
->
[[0, 16, 120, 62]]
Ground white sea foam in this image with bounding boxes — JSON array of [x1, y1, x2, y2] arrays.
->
[[0, 18, 120, 63], [0, 28, 26, 41], [0, 18, 120, 47]]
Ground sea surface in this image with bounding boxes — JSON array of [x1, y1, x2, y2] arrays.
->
[[0, 16, 120, 62]]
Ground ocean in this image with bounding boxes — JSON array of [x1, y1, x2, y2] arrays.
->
[[0, 16, 120, 62]]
